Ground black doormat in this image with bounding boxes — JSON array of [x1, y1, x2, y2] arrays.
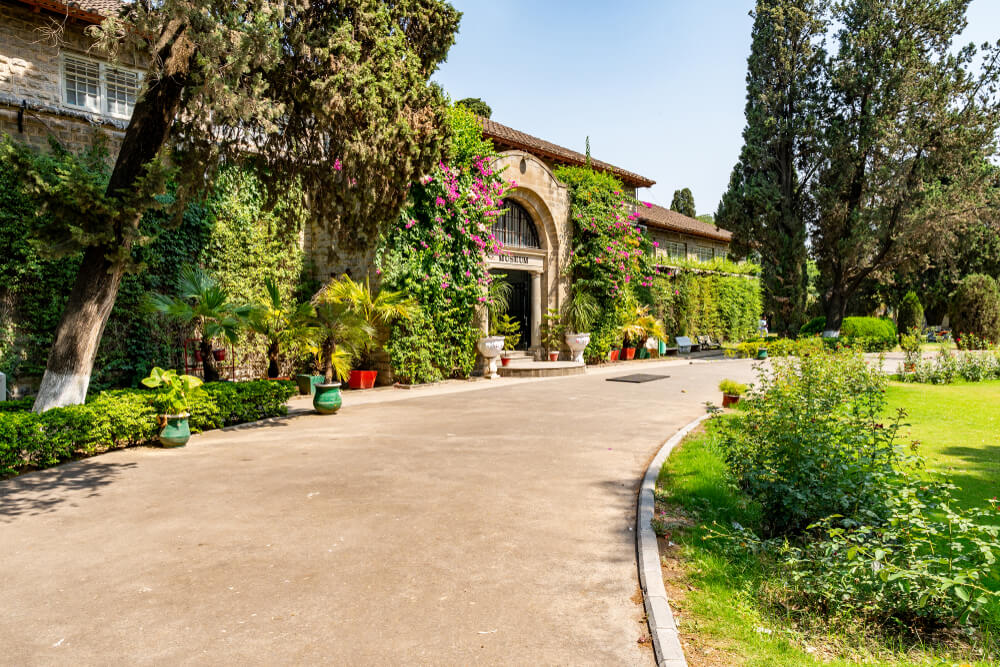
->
[[606, 373, 670, 384]]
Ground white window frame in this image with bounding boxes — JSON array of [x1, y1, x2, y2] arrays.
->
[[694, 245, 714, 262], [61, 53, 143, 121], [667, 241, 687, 260]]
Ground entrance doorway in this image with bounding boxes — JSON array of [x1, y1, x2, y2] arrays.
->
[[491, 269, 531, 350]]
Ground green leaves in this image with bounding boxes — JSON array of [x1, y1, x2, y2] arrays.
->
[[140, 366, 203, 415]]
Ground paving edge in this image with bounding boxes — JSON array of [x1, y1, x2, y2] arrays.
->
[[637, 412, 711, 667]]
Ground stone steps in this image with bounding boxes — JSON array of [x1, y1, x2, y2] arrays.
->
[[497, 360, 586, 378]]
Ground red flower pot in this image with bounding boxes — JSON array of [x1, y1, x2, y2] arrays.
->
[[722, 393, 740, 408], [624, 347, 636, 360], [348, 370, 378, 389], [500, 356, 512, 367], [194, 350, 203, 363], [212, 349, 227, 362], [610, 349, 620, 361], [549, 352, 560, 362]]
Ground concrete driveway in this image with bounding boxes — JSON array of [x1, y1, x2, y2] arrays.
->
[[0, 358, 755, 666]]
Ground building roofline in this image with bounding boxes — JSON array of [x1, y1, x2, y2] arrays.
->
[[639, 203, 733, 243]]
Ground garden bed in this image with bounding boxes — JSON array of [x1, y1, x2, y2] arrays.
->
[[0, 380, 296, 478]]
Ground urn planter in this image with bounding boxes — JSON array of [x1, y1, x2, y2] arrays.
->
[[313, 382, 343, 414], [476, 335, 505, 379], [564, 332, 591, 364], [159, 414, 191, 447]]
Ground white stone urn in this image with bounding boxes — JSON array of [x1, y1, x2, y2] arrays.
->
[[564, 332, 591, 364], [477, 335, 506, 379]]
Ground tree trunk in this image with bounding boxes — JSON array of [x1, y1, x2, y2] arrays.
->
[[321, 337, 334, 383], [200, 338, 219, 383], [267, 341, 280, 379], [31, 246, 126, 412], [31, 19, 194, 412], [824, 287, 847, 334]]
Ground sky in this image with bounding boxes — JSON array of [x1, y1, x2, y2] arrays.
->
[[433, 0, 1000, 217]]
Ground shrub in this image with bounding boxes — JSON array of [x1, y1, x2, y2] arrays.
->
[[799, 316, 826, 336], [896, 291, 924, 334], [0, 397, 34, 412], [0, 380, 295, 476], [718, 379, 747, 395], [900, 348, 1000, 384], [840, 317, 897, 349], [949, 274, 1000, 344]]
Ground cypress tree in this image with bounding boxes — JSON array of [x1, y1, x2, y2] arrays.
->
[[669, 188, 696, 218]]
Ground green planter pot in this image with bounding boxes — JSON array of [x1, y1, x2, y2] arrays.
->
[[159, 414, 191, 448], [313, 383, 343, 414], [757, 348, 769, 359], [295, 374, 326, 396]]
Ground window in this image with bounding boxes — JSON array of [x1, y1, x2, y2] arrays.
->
[[667, 241, 687, 260], [716, 248, 728, 261], [491, 200, 540, 249], [62, 54, 142, 119], [694, 246, 714, 262]]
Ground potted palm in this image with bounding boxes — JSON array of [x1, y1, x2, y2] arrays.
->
[[621, 305, 667, 361], [247, 277, 316, 379], [141, 367, 203, 447], [719, 379, 747, 408], [309, 296, 373, 414], [318, 275, 418, 389], [564, 289, 598, 363], [148, 267, 247, 382], [541, 308, 564, 361]]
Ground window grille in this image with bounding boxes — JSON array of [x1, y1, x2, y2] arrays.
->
[[63, 56, 101, 112], [491, 201, 540, 249], [667, 241, 687, 260], [694, 246, 714, 262], [105, 67, 140, 117]]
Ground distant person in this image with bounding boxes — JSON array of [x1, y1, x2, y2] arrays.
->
[[758, 317, 769, 338]]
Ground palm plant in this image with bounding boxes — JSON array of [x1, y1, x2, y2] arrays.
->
[[148, 266, 247, 382], [621, 304, 667, 348], [565, 288, 599, 333], [317, 275, 419, 370], [246, 278, 316, 378], [309, 294, 375, 384]]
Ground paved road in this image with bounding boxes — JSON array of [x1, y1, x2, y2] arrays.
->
[[0, 358, 755, 666]]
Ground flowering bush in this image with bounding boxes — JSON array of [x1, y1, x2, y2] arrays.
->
[[901, 348, 1000, 384], [379, 149, 509, 383]]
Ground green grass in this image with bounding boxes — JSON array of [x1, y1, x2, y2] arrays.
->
[[656, 417, 998, 666], [886, 380, 1000, 510]]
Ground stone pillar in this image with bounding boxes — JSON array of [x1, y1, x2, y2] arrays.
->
[[531, 271, 542, 349]]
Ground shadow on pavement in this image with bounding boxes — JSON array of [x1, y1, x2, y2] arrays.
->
[[0, 460, 137, 521]]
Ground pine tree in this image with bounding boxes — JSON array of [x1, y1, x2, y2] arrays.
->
[[716, 0, 826, 336], [669, 188, 696, 218]]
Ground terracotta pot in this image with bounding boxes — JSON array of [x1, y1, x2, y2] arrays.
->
[[624, 347, 636, 360], [548, 352, 559, 362], [610, 349, 620, 362], [500, 356, 512, 367], [212, 349, 227, 361], [348, 370, 377, 389], [722, 393, 740, 409]]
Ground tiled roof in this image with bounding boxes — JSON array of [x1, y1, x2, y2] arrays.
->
[[479, 117, 656, 189], [639, 204, 733, 243], [19, 0, 124, 23]]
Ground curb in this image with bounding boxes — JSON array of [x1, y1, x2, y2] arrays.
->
[[637, 413, 712, 667]]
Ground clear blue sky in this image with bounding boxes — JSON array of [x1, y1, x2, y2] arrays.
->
[[433, 1, 1000, 216]]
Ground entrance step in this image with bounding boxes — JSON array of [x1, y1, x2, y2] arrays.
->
[[500, 351, 532, 360], [497, 359, 586, 378]]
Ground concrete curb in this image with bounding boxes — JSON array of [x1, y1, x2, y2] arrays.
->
[[637, 413, 712, 667]]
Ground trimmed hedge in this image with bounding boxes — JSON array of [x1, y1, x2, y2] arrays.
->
[[796, 316, 897, 352], [0, 380, 295, 476]]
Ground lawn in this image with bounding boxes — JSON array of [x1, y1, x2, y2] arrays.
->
[[886, 380, 1000, 510], [655, 382, 1000, 666]]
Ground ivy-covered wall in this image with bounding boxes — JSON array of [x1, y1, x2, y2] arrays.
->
[[647, 268, 762, 343], [0, 141, 305, 392]]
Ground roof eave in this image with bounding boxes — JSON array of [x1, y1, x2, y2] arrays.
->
[[14, 0, 110, 23]]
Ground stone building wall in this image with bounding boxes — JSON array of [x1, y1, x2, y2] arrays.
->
[[0, 1, 139, 154], [647, 227, 729, 263]]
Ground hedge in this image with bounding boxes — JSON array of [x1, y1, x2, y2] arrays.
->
[[648, 270, 762, 344], [797, 316, 897, 352], [0, 380, 295, 477]]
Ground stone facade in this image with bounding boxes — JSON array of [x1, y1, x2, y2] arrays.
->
[[0, 1, 140, 155], [647, 227, 729, 264]]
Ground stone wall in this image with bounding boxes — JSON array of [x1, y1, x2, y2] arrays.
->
[[0, 2, 138, 154]]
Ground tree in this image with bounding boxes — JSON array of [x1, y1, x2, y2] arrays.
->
[[8, 0, 460, 411], [812, 0, 1000, 331], [949, 274, 1000, 343], [715, 0, 826, 336], [148, 267, 247, 382], [669, 188, 697, 218], [456, 97, 491, 118], [896, 291, 924, 334]]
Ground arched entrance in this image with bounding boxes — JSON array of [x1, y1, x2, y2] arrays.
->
[[488, 200, 544, 350]]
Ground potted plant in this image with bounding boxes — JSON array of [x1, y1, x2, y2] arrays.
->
[[148, 266, 248, 383], [565, 289, 598, 363], [621, 304, 667, 362], [719, 379, 747, 408], [491, 312, 521, 366], [247, 277, 317, 379], [309, 297, 373, 414], [317, 275, 418, 389], [541, 308, 565, 361], [141, 366, 204, 447], [900, 330, 922, 372]]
